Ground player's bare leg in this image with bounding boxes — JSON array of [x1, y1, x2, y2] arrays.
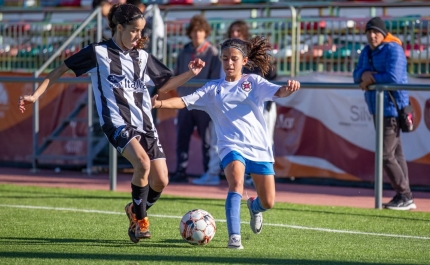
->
[[246, 174, 275, 234], [122, 138, 152, 242]]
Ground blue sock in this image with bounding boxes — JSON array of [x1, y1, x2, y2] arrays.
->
[[225, 191, 242, 236], [251, 197, 268, 214]]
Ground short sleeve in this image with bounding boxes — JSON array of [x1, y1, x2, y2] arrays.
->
[[145, 54, 173, 89], [181, 82, 213, 111], [252, 75, 281, 102], [64, 45, 96, 77]]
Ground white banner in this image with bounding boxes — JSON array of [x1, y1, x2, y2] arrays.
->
[[274, 73, 430, 186]]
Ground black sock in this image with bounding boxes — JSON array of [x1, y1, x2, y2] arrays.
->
[[131, 183, 149, 220], [146, 186, 162, 210]]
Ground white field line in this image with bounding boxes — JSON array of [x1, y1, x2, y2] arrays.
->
[[1, 204, 429, 240]]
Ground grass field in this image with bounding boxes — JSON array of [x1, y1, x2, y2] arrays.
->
[[0, 184, 429, 265]]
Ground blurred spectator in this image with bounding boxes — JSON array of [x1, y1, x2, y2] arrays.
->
[[353, 17, 416, 210], [126, 0, 165, 60], [92, 0, 114, 40], [170, 15, 221, 183]]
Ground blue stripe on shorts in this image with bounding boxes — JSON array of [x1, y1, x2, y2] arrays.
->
[[220, 151, 275, 175]]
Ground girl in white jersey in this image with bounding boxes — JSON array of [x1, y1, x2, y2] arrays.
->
[[151, 37, 300, 249], [18, 4, 205, 244]]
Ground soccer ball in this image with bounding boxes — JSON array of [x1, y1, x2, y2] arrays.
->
[[179, 209, 216, 245]]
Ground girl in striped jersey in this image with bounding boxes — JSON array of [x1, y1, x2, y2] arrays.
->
[[151, 37, 300, 249], [18, 3, 205, 243]]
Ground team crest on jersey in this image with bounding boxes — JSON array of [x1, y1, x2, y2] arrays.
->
[[241, 80, 252, 92], [113, 125, 126, 140], [107, 74, 126, 84]]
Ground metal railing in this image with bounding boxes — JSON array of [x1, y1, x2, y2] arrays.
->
[[161, 4, 298, 76], [30, 7, 101, 172], [0, 7, 97, 72]]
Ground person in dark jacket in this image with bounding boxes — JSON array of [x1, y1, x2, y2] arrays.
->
[[170, 15, 221, 183], [353, 17, 416, 210]]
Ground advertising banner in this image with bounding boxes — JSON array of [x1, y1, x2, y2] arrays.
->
[[0, 73, 88, 165], [273, 74, 430, 186]]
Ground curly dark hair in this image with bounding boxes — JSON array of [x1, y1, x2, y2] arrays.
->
[[107, 3, 148, 49], [227, 20, 250, 40], [186, 15, 212, 39], [220, 36, 273, 76]]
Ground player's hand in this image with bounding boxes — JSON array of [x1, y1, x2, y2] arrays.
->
[[360, 81, 370, 91], [361, 71, 375, 84], [188, 58, 205, 76], [359, 77, 374, 91], [286, 80, 300, 92], [18, 95, 36, 113], [151, 94, 160, 109]]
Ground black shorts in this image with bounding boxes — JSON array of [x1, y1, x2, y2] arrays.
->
[[102, 124, 166, 160]]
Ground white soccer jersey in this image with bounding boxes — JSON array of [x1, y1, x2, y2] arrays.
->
[[182, 74, 280, 162], [64, 39, 173, 135]]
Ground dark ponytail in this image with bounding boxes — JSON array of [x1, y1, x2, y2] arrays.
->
[[107, 3, 148, 49], [220, 36, 273, 76], [246, 36, 272, 76]]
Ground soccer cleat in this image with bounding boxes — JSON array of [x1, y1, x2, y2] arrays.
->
[[124, 202, 140, 243], [191, 172, 220, 186], [135, 217, 151, 239], [384, 194, 417, 211], [227, 235, 244, 249], [247, 197, 263, 234]]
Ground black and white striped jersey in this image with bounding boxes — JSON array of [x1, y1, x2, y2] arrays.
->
[[64, 39, 173, 135]]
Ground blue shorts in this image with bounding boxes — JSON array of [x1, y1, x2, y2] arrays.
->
[[220, 151, 275, 175]]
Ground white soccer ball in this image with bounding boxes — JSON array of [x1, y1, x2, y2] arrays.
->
[[179, 209, 216, 245]]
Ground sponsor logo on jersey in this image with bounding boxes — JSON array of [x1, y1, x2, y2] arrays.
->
[[107, 74, 147, 93], [241, 80, 252, 92]]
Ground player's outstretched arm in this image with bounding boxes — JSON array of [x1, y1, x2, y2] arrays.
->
[[151, 94, 186, 109], [19, 63, 70, 113], [275, 79, 300, 98], [158, 58, 205, 94]]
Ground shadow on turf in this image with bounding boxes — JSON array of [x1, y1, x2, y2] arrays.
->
[[0, 237, 193, 249], [0, 251, 423, 265]]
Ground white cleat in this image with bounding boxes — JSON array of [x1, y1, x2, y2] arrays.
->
[[247, 197, 263, 234], [227, 235, 244, 249]]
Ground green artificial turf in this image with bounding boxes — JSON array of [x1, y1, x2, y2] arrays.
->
[[0, 184, 429, 265]]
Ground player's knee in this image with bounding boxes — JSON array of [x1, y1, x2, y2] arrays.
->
[[382, 156, 395, 165], [133, 158, 150, 176], [152, 176, 169, 190]]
